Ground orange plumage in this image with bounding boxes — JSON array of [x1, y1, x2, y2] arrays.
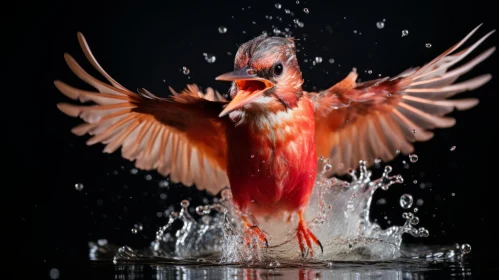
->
[[55, 25, 494, 256]]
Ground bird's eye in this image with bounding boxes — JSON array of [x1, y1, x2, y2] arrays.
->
[[273, 63, 283, 76]]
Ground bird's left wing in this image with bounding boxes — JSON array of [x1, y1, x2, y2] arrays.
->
[[55, 33, 229, 194], [309, 25, 495, 175]]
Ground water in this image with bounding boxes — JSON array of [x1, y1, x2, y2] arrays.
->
[[203, 53, 216, 64], [85, 159, 471, 269], [43, 258, 482, 280], [52, 5, 490, 278], [218, 26, 227, 34], [74, 183, 84, 191]]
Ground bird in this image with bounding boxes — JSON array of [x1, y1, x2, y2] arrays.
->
[[54, 25, 494, 257]]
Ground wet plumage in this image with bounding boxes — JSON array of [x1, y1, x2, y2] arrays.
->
[[55, 25, 494, 256]]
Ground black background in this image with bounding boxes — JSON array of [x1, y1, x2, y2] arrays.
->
[[15, 0, 498, 271]]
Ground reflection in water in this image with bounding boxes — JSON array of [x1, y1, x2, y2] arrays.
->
[[109, 260, 473, 280]]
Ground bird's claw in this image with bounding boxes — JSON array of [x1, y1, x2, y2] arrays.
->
[[244, 225, 269, 248], [296, 220, 323, 258]]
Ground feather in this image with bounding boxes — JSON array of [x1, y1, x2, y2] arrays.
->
[[312, 25, 494, 175], [55, 33, 230, 194]]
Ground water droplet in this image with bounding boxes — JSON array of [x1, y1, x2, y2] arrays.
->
[[416, 199, 424, 206], [384, 165, 392, 173], [180, 200, 190, 208], [130, 168, 138, 175], [131, 228, 138, 234], [413, 207, 418, 213], [412, 129, 416, 134], [425, 43, 432, 48], [296, 0, 300, 3], [134, 223, 143, 231], [400, 194, 413, 209], [203, 54, 216, 63], [273, 28, 281, 35], [376, 22, 385, 29], [250, 154, 255, 158], [49, 268, 60, 279], [374, 158, 381, 164], [396, 175, 404, 183], [75, 183, 84, 191], [411, 216, 420, 225], [218, 26, 227, 34], [275, 3, 282, 9], [315, 57, 323, 63], [450, 146, 456, 151], [303, 8, 309, 14], [413, 180, 417, 184], [367, 70, 372, 74], [158, 180, 169, 188], [451, 193, 455, 196], [160, 193, 167, 200], [402, 30, 409, 37], [144, 174, 152, 181], [461, 243, 472, 254], [396, 150, 401, 154], [284, 9, 290, 14], [402, 212, 413, 219], [409, 154, 418, 163], [182, 66, 190, 75], [221, 189, 232, 199], [328, 58, 335, 64], [376, 198, 387, 205], [419, 228, 429, 237], [324, 163, 332, 171]]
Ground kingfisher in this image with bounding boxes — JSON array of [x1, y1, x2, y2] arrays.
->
[[55, 25, 494, 256]]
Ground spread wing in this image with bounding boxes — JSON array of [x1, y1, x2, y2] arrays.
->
[[310, 25, 495, 175], [55, 33, 229, 194]]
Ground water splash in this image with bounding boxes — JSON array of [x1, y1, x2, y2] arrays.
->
[[85, 158, 473, 264]]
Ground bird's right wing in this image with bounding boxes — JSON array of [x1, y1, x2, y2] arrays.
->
[[55, 33, 229, 194]]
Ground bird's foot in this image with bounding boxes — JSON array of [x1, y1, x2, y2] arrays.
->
[[296, 216, 323, 258], [243, 225, 269, 248]]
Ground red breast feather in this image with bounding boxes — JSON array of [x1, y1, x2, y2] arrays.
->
[[226, 97, 317, 216]]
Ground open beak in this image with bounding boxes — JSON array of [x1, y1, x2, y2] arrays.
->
[[216, 67, 273, 117]]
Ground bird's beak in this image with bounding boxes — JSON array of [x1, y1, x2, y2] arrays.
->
[[216, 67, 273, 117]]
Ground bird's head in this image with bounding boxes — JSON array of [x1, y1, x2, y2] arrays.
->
[[216, 34, 304, 117]]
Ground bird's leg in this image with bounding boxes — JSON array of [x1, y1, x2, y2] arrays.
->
[[241, 215, 269, 248], [296, 210, 323, 257]]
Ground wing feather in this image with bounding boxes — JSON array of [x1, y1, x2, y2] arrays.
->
[[312, 25, 494, 175], [56, 33, 230, 194]]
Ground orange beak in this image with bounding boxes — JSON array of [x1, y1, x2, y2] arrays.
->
[[216, 67, 274, 117]]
